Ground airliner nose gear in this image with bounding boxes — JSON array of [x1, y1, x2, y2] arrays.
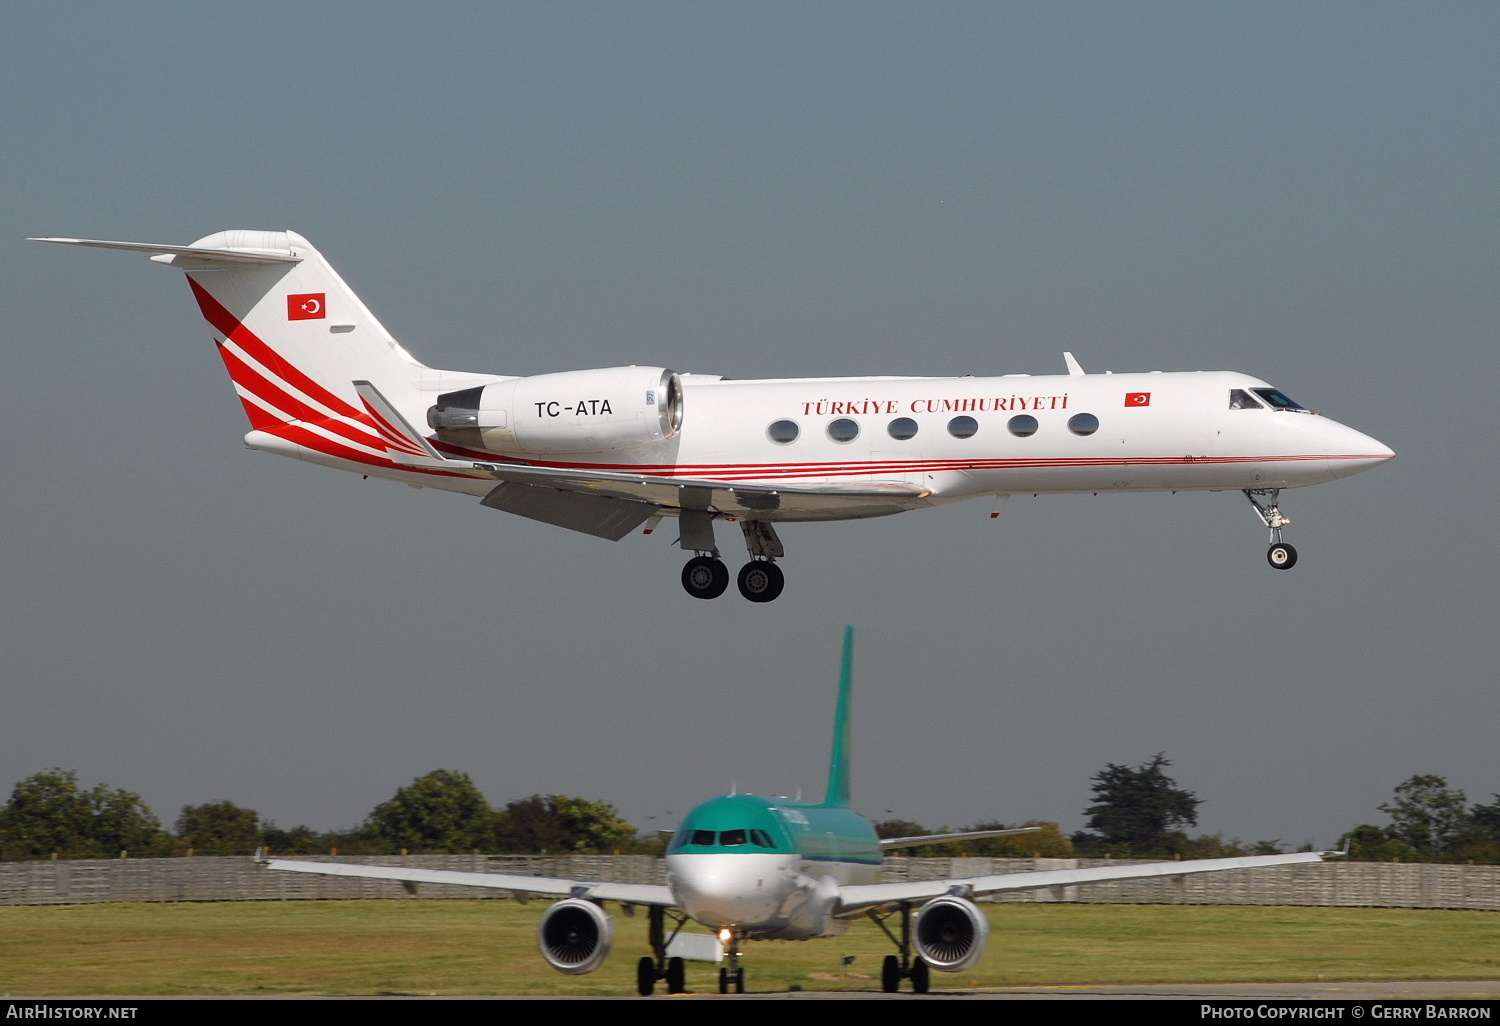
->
[[681, 556, 730, 599], [1245, 488, 1298, 571], [737, 561, 785, 603]]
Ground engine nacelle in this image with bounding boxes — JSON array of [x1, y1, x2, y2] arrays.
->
[[429, 366, 682, 455], [537, 898, 614, 975], [912, 895, 990, 973]]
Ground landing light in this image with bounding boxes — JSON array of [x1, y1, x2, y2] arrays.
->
[[719, 928, 733, 943]]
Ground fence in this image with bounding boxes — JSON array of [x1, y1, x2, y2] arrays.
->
[[1, 854, 1495, 910]]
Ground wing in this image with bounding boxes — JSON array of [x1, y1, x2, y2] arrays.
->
[[257, 854, 675, 907], [836, 850, 1333, 915], [879, 826, 1041, 851]]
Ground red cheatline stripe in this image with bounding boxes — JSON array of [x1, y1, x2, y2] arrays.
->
[[267, 422, 477, 479], [189, 278, 365, 422], [217, 343, 387, 453], [357, 397, 429, 457]]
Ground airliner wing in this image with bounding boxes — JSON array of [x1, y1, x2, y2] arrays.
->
[[256, 855, 675, 907], [835, 850, 1333, 915]]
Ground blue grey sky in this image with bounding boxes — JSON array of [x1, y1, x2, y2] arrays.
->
[[2, 2, 1495, 846]]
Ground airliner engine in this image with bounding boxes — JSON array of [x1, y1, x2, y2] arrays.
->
[[428, 367, 682, 454], [537, 898, 614, 975], [912, 895, 990, 972]]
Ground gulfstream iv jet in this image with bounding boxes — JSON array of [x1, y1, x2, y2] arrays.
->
[[32, 232, 1394, 601], [255, 628, 1342, 995]]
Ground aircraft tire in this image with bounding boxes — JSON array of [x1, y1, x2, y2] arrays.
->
[[718, 967, 730, 994], [682, 556, 729, 599], [734, 967, 745, 993], [736, 560, 785, 602], [666, 956, 686, 994], [1267, 542, 1298, 570], [881, 954, 901, 993], [911, 957, 930, 994], [637, 956, 656, 996]]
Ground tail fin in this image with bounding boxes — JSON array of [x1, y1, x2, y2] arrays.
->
[[823, 626, 854, 808], [33, 231, 465, 474]]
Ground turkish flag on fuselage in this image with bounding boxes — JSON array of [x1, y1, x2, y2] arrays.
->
[[1125, 392, 1151, 406]]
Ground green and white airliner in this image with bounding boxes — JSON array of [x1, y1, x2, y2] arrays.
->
[[260, 628, 1339, 995]]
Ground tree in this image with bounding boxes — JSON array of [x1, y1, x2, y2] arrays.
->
[[1077, 753, 1201, 856], [365, 770, 496, 853], [494, 795, 637, 853], [962, 821, 1075, 858], [1379, 774, 1471, 858], [0, 769, 168, 859], [174, 801, 262, 855]]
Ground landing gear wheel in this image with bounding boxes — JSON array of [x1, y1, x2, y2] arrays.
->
[[910, 957, 930, 994], [736, 560, 785, 602], [665, 956, 686, 994], [881, 954, 901, 993], [682, 556, 729, 599], [1267, 542, 1298, 570], [718, 966, 729, 994], [734, 967, 745, 993], [637, 955, 656, 996]]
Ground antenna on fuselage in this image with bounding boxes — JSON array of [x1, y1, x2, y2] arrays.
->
[[823, 626, 854, 808]]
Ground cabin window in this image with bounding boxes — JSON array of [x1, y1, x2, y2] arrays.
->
[[720, 829, 748, 846], [887, 417, 918, 440], [827, 418, 860, 442], [1252, 388, 1308, 412], [1228, 389, 1263, 410], [1007, 414, 1038, 437], [750, 830, 776, 849], [1068, 413, 1100, 436], [767, 420, 799, 444], [947, 415, 978, 439], [690, 830, 716, 846]]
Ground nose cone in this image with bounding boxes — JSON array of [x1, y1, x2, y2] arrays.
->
[[667, 853, 791, 929], [1320, 418, 1395, 479]]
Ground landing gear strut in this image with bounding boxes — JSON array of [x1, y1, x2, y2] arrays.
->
[[869, 902, 932, 993], [717, 931, 745, 993], [637, 906, 691, 995], [1245, 488, 1298, 570]]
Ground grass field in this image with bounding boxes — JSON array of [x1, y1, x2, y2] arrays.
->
[[2, 900, 1497, 996]]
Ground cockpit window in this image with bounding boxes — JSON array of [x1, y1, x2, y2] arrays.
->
[[1228, 389, 1263, 410], [690, 829, 716, 846], [750, 829, 776, 849], [719, 829, 748, 846], [1252, 388, 1307, 412]]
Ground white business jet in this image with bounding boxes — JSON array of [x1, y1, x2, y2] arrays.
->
[[256, 628, 1342, 995], [32, 231, 1393, 601]]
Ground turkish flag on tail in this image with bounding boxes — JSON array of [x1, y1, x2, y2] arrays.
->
[[288, 293, 326, 320]]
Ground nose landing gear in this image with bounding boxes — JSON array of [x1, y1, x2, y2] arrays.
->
[[718, 932, 746, 993], [1245, 489, 1297, 570]]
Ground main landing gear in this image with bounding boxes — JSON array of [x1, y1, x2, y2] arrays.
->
[[678, 517, 787, 602], [868, 902, 932, 994], [636, 907, 691, 995], [1245, 488, 1298, 570]]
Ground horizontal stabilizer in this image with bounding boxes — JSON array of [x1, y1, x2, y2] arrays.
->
[[28, 236, 301, 265]]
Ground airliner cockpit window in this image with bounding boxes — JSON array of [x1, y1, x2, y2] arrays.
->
[[750, 830, 776, 849], [1228, 389, 1263, 410], [690, 830, 716, 846], [1252, 388, 1307, 412]]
